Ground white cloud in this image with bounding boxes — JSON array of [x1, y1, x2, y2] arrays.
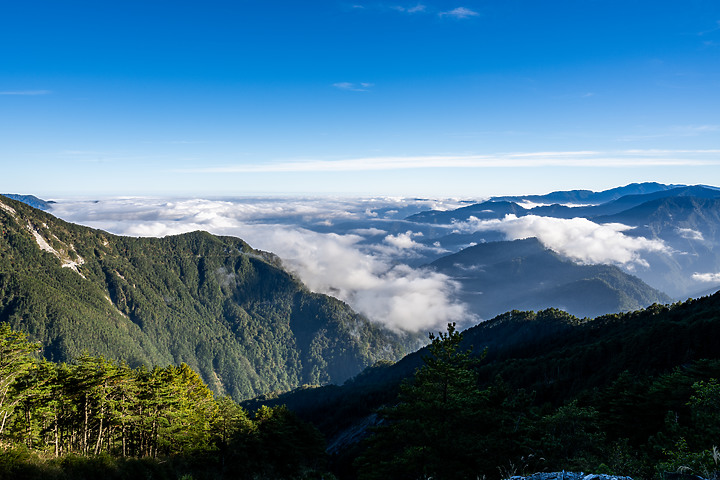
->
[[439, 7, 479, 18], [50, 196, 470, 226], [264, 231, 466, 332], [50, 197, 473, 333], [351, 227, 387, 236], [384, 230, 423, 249], [518, 201, 552, 209], [181, 149, 720, 174], [453, 214, 670, 267], [692, 272, 720, 283], [677, 227, 704, 241]]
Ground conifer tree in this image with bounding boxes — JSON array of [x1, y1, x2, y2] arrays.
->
[[0, 323, 39, 437], [357, 323, 485, 480]]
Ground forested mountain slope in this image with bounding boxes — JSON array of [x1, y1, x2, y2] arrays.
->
[[254, 292, 720, 453], [0, 195, 413, 400]]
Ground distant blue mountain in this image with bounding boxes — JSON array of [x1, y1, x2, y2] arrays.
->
[[591, 196, 720, 298], [491, 182, 683, 205], [405, 183, 720, 301], [428, 237, 671, 320], [406, 184, 720, 224], [527, 185, 720, 219], [1, 194, 54, 210], [405, 200, 525, 224]]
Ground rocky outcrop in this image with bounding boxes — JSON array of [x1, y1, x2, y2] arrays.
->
[[507, 473, 633, 480]]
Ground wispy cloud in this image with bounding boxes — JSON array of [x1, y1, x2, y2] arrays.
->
[[392, 4, 426, 13], [439, 7, 479, 18], [182, 149, 720, 174], [617, 125, 720, 140], [677, 227, 704, 241], [61, 150, 107, 155], [621, 125, 720, 140], [142, 140, 208, 145], [676, 124, 720, 134], [0, 90, 51, 95], [697, 20, 720, 36], [332, 82, 375, 92]]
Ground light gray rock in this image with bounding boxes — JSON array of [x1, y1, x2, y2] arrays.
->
[[507, 472, 633, 480]]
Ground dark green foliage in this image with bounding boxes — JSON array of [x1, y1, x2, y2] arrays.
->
[[267, 294, 720, 479], [356, 324, 485, 479], [228, 405, 328, 479], [0, 324, 331, 479], [0, 195, 411, 400]]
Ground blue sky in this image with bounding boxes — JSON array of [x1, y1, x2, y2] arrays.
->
[[2, 0, 719, 197]]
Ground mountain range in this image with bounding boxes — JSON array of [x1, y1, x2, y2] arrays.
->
[[4, 182, 720, 400], [0, 195, 414, 401], [402, 183, 720, 301]]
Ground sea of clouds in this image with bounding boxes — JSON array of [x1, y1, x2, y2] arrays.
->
[[49, 196, 678, 332], [49, 197, 472, 333]]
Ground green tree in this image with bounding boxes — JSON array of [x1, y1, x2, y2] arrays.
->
[[7, 359, 60, 451], [357, 323, 485, 480], [688, 379, 720, 444], [0, 323, 40, 437], [534, 401, 606, 472]]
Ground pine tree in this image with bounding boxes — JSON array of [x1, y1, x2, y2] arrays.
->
[[0, 323, 40, 437], [357, 323, 485, 480]]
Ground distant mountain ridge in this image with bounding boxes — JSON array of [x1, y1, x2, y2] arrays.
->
[[491, 182, 684, 205], [406, 184, 720, 224], [406, 200, 526, 224], [1, 193, 54, 210], [0, 195, 414, 401], [428, 237, 671, 319], [404, 183, 720, 299]]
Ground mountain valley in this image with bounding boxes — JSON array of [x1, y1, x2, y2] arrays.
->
[[0, 195, 415, 401]]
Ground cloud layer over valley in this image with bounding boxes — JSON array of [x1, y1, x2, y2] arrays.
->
[[47, 193, 690, 331], [50, 197, 472, 333]]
